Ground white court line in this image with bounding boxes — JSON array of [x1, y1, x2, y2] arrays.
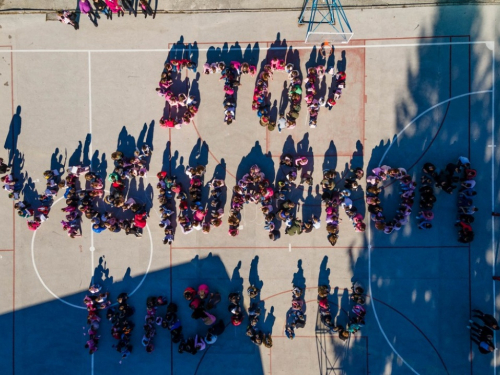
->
[[367, 224, 421, 375], [0, 40, 494, 53], [30, 195, 86, 310], [373, 87, 495, 373], [88, 51, 93, 165], [31, 192, 154, 308], [378, 90, 493, 166]]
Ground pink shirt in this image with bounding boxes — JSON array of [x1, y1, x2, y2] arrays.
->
[[79, 0, 92, 13]]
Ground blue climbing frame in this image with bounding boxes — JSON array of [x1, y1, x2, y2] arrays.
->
[[298, 0, 353, 44]]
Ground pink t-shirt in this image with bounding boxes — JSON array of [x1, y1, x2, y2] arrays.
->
[[79, 0, 92, 13]]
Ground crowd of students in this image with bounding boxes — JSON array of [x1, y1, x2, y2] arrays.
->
[[3, 141, 152, 238], [83, 284, 107, 354], [58, 0, 155, 29], [229, 164, 282, 238], [158, 60, 198, 129], [285, 285, 307, 339], [179, 285, 224, 354], [317, 282, 367, 341], [218, 62, 241, 125], [253, 59, 301, 131], [304, 67, 346, 128], [367, 165, 415, 234], [89, 145, 152, 236], [417, 157, 477, 242], [321, 167, 366, 246], [245, 285, 273, 347], [277, 153, 323, 237]]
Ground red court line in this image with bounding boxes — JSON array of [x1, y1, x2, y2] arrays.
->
[[191, 120, 236, 179], [171, 246, 367, 250], [364, 35, 470, 41], [0, 249, 14, 252], [269, 335, 369, 375]]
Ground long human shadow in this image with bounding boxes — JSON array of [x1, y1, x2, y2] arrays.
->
[[267, 32, 287, 62], [297, 132, 314, 180], [50, 148, 66, 176], [230, 260, 247, 322], [188, 138, 210, 208], [286, 259, 307, 329], [211, 157, 228, 210], [243, 42, 260, 66], [318, 255, 330, 287], [248, 256, 274, 336], [235, 141, 275, 184]]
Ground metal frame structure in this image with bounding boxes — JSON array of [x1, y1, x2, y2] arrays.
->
[[298, 0, 353, 44]]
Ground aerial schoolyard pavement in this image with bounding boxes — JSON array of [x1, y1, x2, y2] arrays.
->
[[0, 3, 499, 375]]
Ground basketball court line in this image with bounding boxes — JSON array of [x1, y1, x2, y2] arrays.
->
[[368, 43, 495, 374], [2, 38, 495, 375], [0, 40, 493, 53]]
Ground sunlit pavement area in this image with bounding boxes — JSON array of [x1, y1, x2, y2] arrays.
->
[[0, 4, 499, 375]]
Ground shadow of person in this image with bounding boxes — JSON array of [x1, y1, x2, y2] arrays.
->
[[167, 35, 186, 62], [243, 42, 260, 66], [306, 46, 321, 69], [116, 126, 137, 156], [161, 141, 172, 173], [267, 32, 287, 61], [338, 288, 350, 328], [300, 184, 321, 221], [337, 50, 347, 72], [189, 72, 201, 107], [68, 141, 83, 167], [189, 138, 209, 169], [229, 42, 243, 63], [50, 148, 66, 175], [249, 256, 264, 299], [91, 151, 108, 184], [236, 141, 275, 184], [330, 286, 340, 323], [322, 140, 338, 173], [318, 255, 330, 287], [230, 260, 247, 321], [188, 41, 199, 67], [292, 259, 306, 295], [230, 260, 244, 296], [83, 133, 91, 166], [92, 256, 114, 291], [121, 267, 134, 292], [261, 306, 276, 334]]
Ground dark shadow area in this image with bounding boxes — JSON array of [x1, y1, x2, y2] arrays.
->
[[235, 141, 275, 184], [243, 42, 260, 66], [0, 253, 265, 374], [50, 148, 66, 175], [349, 5, 492, 375], [322, 140, 338, 173]]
